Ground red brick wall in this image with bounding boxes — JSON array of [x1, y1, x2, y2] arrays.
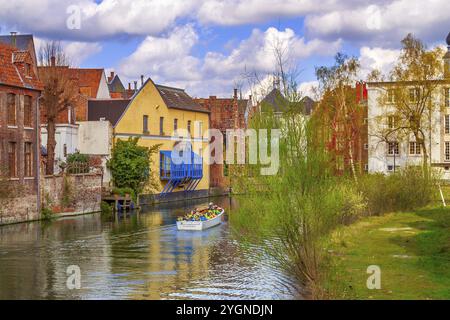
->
[[0, 85, 40, 225], [195, 95, 247, 189]]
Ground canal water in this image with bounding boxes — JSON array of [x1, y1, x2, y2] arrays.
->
[[0, 197, 299, 300]]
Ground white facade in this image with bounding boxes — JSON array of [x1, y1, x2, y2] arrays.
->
[[367, 82, 450, 180], [41, 124, 79, 172], [77, 120, 113, 185], [97, 72, 111, 99]]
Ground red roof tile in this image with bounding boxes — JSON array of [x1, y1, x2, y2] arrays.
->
[[0, 42, 42, 91]]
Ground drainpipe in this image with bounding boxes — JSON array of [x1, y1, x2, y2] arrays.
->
[[37, 95, 43, 218]]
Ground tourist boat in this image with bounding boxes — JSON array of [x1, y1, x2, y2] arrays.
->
[[177, 207, 225, 231]]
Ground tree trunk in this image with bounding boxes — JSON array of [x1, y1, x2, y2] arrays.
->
[[46, 119, 56, 175]]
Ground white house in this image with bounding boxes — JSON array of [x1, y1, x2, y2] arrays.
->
[[77, 120, 113, 186], [367, 34, 450, 179]]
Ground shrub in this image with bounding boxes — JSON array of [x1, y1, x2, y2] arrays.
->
[[41, 207, 54, 220], [100, 201, 113, 215], [358, 167, 436, 215], [107, 137, 160, 196]]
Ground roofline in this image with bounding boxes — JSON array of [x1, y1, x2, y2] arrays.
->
[[155, 84, 186, 91], [367, 79, 450, 86], [0, 81, 42, 92]]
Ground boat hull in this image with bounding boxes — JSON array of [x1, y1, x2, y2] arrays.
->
[[177, 209, 224, 231]]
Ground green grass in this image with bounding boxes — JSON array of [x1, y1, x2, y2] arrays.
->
[[323, 207, 450, 300]]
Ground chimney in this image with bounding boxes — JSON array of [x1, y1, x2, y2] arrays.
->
[[141, 75, 144, 87], [50, 56, 56, 67], [128, 82, 131, 91], [134, 81, 138, 91], [10, 32, 17, 47], [110, 71, 115, 80], [233, 88, 238, 100]]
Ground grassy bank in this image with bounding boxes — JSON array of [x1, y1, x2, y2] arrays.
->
[[323, 207, 450, 299]]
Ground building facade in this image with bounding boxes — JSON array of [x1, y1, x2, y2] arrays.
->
[[367, 36, 450, 178], [195, 89, 248, 190], [89, 78, 210, 199], [0, 42, 42, 224], [39, 65, 111, 170]]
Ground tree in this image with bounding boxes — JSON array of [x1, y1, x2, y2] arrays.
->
[[38, 41, 78, 175], [107, 138, 160, 195], [372, 34, 444, 171], [314, 53, 362, 180]]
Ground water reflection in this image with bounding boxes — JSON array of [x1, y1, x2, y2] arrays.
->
[[0, 197, 299, 300]]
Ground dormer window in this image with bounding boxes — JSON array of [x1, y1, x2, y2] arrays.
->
[[25, 63, 31, 77]]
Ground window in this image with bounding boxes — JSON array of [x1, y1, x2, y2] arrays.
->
[[24, 95, 32, 127], [24, 142, 33, 177], [409, 88, 420, 103], [446, 142, 450, 161], [388, 141, 399, 155], [187, 120, 191, 136], [387, 89, 395, 104], [197, 121, 203, 138], [446, 115, 450, 134], [8, 142, 17, 178], [143, 115, 149, 133], [445, 88, 450, 108], [173, 118, 178, 132], [7, 93, 16, 126], [388, 116, 395, 129], [160, 117, 164, 135], [364, 143, 369, 150], [364, 164, 369, 172], [387, 165, 400, 172], [409, 142, 421, 155], [25, 63, 31, 77]]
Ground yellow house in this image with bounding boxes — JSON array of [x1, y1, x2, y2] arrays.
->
[[89, 78, 210, 198]]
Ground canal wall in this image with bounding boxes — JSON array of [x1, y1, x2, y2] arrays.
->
[[139, 189, 210, 205], [0, 194, 39, 225], [42, 173, 102, 216]]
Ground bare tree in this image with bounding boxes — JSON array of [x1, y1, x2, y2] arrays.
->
[[38, 41, 78, 175]]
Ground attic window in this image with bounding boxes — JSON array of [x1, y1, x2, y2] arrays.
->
[[25, 63, 31, 77]]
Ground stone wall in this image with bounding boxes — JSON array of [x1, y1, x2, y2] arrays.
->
[[0, 194, 39, 225], [42, 173, 102, 215]]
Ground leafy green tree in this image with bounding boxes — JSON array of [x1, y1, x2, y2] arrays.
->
[[107, 137, 160, 195]]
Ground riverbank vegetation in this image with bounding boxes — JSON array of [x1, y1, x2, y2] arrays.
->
[[107, 137, 160, 196], [322, 207, 450, 299]]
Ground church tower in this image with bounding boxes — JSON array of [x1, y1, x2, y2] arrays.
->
[[444, 32, 450, 79]]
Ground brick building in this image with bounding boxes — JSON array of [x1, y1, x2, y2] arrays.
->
[[195, 89, 248, 189], [38, 63, 111, 168], [0, 42, 43, 224], [313, 82, 368, 175]]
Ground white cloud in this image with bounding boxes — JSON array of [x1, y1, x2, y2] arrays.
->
[[63, 41, 102, 66], [305, 0, 450, 46], [358, 46, 400, 79], [118, 25, 202, 83], [118, 26, 340, 97], [33, 36, 102, 66], [0, 0, 197, 40], [203, 27, 342, 78]]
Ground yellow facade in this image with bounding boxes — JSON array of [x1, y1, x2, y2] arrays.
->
[[114, 79, 210, 193]]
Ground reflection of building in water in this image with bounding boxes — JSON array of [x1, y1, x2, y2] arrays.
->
[[0, 215, 111, 299]]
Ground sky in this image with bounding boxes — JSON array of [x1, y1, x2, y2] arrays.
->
[[0, 0, 449, 98]]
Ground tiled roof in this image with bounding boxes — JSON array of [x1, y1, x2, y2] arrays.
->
[[0, 42, 42, 91], [88, 99, 130, 127], [72, 69, 104, 98], [13, 51, 30, 63], [260, 88, 289, 113], [156, 84, 209, 113]]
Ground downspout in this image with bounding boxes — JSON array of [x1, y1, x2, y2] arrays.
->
[[36, 95, 43, 218]]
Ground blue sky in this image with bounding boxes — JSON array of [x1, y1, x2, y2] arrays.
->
[[1, 0, 449, 98]]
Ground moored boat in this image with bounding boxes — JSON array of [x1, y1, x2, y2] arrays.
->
[[177, 206, 224, 231]]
